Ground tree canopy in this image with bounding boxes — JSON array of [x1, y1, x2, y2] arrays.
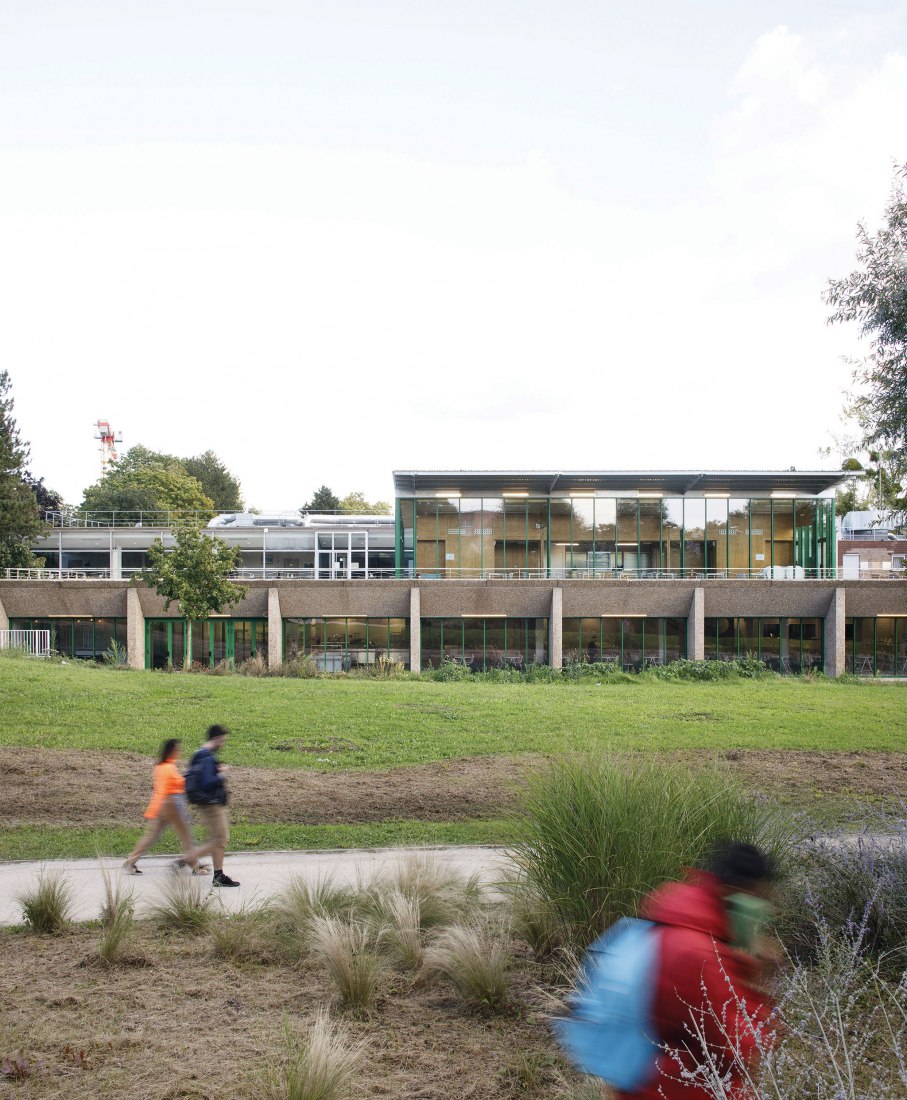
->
[[139, 523, 246, 670], [301, 485, 340, 512], [826, 163, 907, 462], [79, 444, 242, 517], [338, 491, 392, 515], [0, 371, 45, 570]]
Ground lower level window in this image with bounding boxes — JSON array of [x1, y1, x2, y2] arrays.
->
[[704, 617, 824, 672], [145, 619, 268, 669], [10, 617, 126, 660], [563, 617, 685, 670], [420, 618, 549, 670], [845, 617, 907, 676], [283, 618, 410, 670]]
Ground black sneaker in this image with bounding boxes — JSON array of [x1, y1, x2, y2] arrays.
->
[[123, 861, 142, 875], [212, 872, 240, 888]]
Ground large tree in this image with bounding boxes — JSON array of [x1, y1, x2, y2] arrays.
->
[[826, 164, 907, 462], [0, 371, 44, 570], [301, 485, 340, 513], [338, 491, 391, 515], [183, 450, 243, 511], [140, 524, 246, 671]]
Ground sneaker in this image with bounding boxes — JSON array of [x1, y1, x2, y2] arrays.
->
[[212, 872, 240, 888], [122, 861, 142, 875]]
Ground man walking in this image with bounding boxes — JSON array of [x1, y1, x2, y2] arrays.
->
[[184, 725, 240, 888]]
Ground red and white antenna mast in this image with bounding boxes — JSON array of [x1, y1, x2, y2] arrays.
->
[[94, 420, 123, 475]]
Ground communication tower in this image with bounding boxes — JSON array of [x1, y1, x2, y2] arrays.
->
[[94, 420, 123, 475]]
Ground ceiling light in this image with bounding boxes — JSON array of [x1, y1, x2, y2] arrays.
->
[[770, 491, 798, 499], [637, 491, 663, 499], [434, 491, 461, 498], [704, 492, 731, 499], [502, 491, 529, 497]]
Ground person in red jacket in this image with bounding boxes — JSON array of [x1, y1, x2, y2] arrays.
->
[[616, 842, 777, 1100]]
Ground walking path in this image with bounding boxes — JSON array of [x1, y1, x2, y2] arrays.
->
[[0, 846, 515, 925]]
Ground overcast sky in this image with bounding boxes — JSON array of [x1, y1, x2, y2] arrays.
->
[[2, 1, 905, 509]]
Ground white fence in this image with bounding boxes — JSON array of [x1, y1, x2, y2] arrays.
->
[[0, 629, 51, 656]]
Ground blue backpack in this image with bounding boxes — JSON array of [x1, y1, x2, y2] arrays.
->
[[553, 917, 660, 1091]]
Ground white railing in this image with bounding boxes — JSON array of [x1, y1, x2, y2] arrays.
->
[[0, 629, 51, 656]]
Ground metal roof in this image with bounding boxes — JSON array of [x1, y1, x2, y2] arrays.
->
[[392, 469, 844, 496]]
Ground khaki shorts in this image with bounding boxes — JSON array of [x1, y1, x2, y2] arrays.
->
[[198, 803, 229, 849]]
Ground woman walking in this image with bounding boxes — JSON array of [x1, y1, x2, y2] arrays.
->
[[123, 739, 210, 875]]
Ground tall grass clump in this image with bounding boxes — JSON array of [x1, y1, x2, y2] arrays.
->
[[366, 856, 484, 931], [262, 1011, 365, 1100], [512, 754, 796, 945], [17, 870, 74, 934], [210, 903, 277, 964], [96, 864, 136, 965], [309, 917, 384, 1013], [423, 922, 511, 1011], [149, 875, 213, 933], [368, 890, 424, 970], [502, 876, 565, 960]]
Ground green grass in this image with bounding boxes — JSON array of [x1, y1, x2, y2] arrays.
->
[[0, 819, 517, 861], [1, 659, 904, 770]]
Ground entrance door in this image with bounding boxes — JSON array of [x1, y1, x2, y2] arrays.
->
[[318, 550, 351, 579]]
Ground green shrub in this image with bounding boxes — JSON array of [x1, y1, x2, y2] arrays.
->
[[511, 754, 796, 945], [149, 875, 213, 933], [646, 657, 772, 681], [101, 639, 128, 667], [425, 658, 472, 682], [17, 870, 74, 933], [210, 904, 277, 964], [309, 917, 384, 1013]]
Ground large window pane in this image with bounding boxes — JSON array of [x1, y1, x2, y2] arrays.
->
[[853, 618, 874, 675], [795, 501, 818, 574], [663, 500, 683, 574], [563, 617, 581, 664], [638, 502, 662, 574], [595, 499, 617, 573], [549, 499, 573, 577], [728, 500, 750, 574], [526, 500, 547, 575], [705, 499, 728, 573], [644, 618, 665, 666], [388, 618, 409, 667], [773, 500, 795, 568], [572, 500, 595, 575], [665, 617, 685, 662], [347, 618, 368, 667], [876, 617, 895, 676], [750, 500, 772, 571], [716, 617, 737, 661], [761, 618, 781, 671], [683, 499, 705, 574], [801, 618, 822, 673], [739, 617, 759, 659], [600, 618, 621, 664], [622, 618, 644, 670], [421, 619, 443, 668], [458, 498, 483, 577], [415, 500, 440, 575], [501, 501, 527, 573], [484, 618, 508, 667], [462, 618, 484, 669], [617, 500, 639, 573]]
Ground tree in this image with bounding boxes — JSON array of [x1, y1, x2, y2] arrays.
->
[[24, 473, 64, 517], [0, 371, 44, 570], [826, 164, 907, 460], [80, 456, 215, 518], [140, 524, 246, 671], [338, 491, 392, 515], [301, 485, 340, 513], [183, 450, 243, 511]]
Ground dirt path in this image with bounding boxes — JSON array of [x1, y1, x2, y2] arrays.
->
[[2, 747, 906, 829]]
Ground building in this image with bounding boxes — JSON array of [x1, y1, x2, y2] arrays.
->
[[3, 469, 906, 677]]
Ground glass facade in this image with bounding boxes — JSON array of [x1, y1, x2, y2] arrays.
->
[[562, 617, 686, 669], [10, 617, 126, 659], [396, 496, 836, 577], [283, 617, 410, 671], [704, 617, 824, 672], [145, 618, 267, 669], [845, 618, 907, 676], [420, 618, 548, 670]]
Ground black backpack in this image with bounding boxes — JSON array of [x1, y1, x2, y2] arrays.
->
[[183, 750, 207, 805]]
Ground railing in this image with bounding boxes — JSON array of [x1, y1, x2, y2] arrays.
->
[[42, 508, 393, 529], [0, 628, 51, 656], [5, 565, 907, 583]]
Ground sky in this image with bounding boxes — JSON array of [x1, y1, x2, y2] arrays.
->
[[1, 1, 905, 509]]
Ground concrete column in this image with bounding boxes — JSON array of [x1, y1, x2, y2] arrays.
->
[[824, 586, 846, 677], [109, 547, 123, 580], [0, 592, 8, 632], [550, 586, 563, 668], [409, 587, 421, 673], [126, 587, 145, 670], [267, 587, 282, 668], [687, 587, 705, 661]]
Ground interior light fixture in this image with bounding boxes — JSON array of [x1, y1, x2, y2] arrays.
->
[[460, 613, 506, 618], [502, 491, 529, 497], [637, 491, 664, 499], [704, 492, 731, 499], [600, 613, 646, 618], [434, 491, 461, 497], [555, 542, 580, 547], [770, 491, 798, 499]]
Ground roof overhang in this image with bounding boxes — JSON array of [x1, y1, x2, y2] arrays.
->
[[392, 469, 844, 497]]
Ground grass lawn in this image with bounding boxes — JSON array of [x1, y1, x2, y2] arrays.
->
[[2, 657, 904, 769]]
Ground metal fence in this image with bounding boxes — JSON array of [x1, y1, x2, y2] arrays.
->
[[0, 628, 51, 656]]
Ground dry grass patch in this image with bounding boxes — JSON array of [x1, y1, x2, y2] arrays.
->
[[423, 922, 513, 1012], [148, 875, 214, 933], [309, 917, 385, 1014]]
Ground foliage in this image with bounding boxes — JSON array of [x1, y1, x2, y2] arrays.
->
[[308, 917, 385, 1013], [423, 922, 512, 1011], [261, 1012, 364, 1100], [337, 491, 391, 515], [183, 449, 244, 511], [80, 461, 215, 517], [101, 639, 128, 668], [367, 856, 485, 931], [22, 472, 64, 516], [149, 875, 213, 932], [511, 755, 797, 945], [210, 904, 276, 964], [0, 371, 45, 570], [140, 522, 246, 671], [648, 657, 772, 681], [301, 485, 340, 513], [96, 864, 136, 966], [779, 804, 907, 973], [826, 163, 907, 464], [677, 928, 907, 1099], [17, 870, 74, 933]]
